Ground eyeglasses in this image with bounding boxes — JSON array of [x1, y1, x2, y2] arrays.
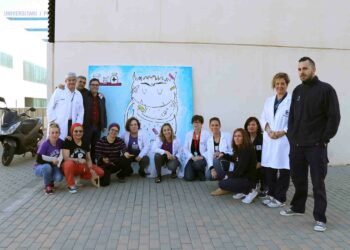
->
[[110, 129, 119, 133], [90, 84, 99, 87], [73, 130, 83, 133]]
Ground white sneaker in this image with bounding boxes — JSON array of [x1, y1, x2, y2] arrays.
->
[[261, 196, 273, 205], [242, 189, 258, 204], [267, 198, 285, 208], [232, 193, 245, 199], [313, 221, 326, 232]]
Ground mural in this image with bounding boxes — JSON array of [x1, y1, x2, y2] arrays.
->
[[88, 65, 193, 144]]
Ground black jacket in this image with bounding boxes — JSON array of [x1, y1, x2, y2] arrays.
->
[[222, 147, 257, 182], [287, 76, 340, 146], [83, 91, 107, 130]]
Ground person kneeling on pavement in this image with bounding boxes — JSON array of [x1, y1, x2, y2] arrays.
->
[[95, 123, 129, 186], [61, 123, 104, 193], [211, 128, 258, 204]]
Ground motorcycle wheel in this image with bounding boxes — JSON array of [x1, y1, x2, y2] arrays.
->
[[2, 145, 15, 166]]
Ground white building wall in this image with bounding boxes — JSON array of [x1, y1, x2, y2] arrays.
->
[[0, 16, 47, 108], [51, 0, 350, 164]]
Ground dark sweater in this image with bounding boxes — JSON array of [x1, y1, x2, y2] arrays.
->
[[251, 133, 263, 163], [222, 147, 257, 182], [287, 76, 341, 146], [95, 136, 126, 164]]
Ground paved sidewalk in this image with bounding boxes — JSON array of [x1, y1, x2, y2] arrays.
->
[[0, 154, 349, 249]]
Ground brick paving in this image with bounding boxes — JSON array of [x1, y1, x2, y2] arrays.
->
[[0, 152, 349, 249]]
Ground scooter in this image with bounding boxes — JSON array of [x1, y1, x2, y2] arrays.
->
[[0, 97, 43, 166]]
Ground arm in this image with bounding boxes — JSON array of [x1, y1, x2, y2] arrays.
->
[[46, 90, 58, 122], [322, 87, 341, 143], [138, 132, 150, 158], [287, 90, 296, 140], [230, 149, 253, 178], [76, 92, 84, 124], [152, 138, 165, 155], [183, 132, 193, 160]]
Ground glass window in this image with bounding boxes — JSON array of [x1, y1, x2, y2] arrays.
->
[[25, 97, 47, 108], [0, 51, 13, 68], [23, 61, 47, 84]]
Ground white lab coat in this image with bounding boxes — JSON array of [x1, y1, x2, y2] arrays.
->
[[180, 129, 210, 175], [148, 137, 182, 177], [122, 130, 150, 158], [47, 88, 84, 139], [260, 94, 291, 169], [206, 131, 234, 171]]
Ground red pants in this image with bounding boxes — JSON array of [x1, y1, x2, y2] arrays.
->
[[61, 160, 104, 187]]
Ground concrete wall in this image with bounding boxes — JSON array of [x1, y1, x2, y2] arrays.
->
[[50, 0, 350, 164]]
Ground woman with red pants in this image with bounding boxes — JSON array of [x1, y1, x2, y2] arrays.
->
[[61, 123, 104, 193]]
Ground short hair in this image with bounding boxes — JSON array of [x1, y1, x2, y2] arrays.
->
[[272, 72, 290, 89], [191, 115, 204, 124], [159, 123, 176, 142], [125, 117, 141, 132], [89, 78, 100, 85], [299, 57, 316, 68], [231, 128, 252, 152], [65, 72, 76, 80], [77, 76, 87, 81], [209, 117, 221, 126], [244, 117, 262, 137]]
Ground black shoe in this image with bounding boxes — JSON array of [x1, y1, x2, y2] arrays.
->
[[138, 170, 146, 177], [117, 176, 126, 183], [199, 176, 206, 181]]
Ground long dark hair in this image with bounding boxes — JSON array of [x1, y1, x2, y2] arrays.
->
[[244, 117, 262, 137], [232, 128, 252, 152]]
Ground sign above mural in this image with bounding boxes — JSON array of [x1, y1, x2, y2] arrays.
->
[[88, 65, 193, 144]]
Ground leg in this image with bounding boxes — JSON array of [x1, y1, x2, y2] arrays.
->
[[306, 146, 328, 223], [274, 169, 290, 203], [167, 158, 180, 178], [219, 177, 255, 194], [213, 158, 228, 180], [138, 155, 150, 176], [52, 167, 64, 183], [154, 153, 166, 177], [192, 159, 207, 181], [61, 160, 80, 187], [90, 126, 101, 164], [290, 146, 309, 213], [99, 163, 112, 187], [34, 164, 53, 186], [264, 167, 278, 198], [184, 160, 195, 181]]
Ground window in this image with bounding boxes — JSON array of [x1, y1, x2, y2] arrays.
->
[[0, 51, 13, 68], [25, 97, 47, 108], [23, 61, 47, 84]]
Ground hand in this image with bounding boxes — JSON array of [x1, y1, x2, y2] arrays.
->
[[79, 158, 86, 164], [65, 136, 72, 141], [52, 159, 59, 165], [135, 156, 141, 162], [165, 151, 173, 160], [268, 131, 278, 139], [224, 175, 228, 180], [191, 156, 199, 161], [211, 168, 218, 179], [102, 157, 109, 164], [214, 152, 221, 159], [57, 83, 65, 90], [256, 162, 261, 169], [124, 152, 133, 159]]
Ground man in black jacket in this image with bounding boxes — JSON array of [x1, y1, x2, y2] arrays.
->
[[83, 78, 107, 163], [280, 57, 340, 232]]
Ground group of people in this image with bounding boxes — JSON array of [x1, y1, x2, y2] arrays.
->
[[35, 57, 340, 232]]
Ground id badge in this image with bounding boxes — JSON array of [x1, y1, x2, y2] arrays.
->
[[132, 143, 139, 150], [214, 145, 219, 152]]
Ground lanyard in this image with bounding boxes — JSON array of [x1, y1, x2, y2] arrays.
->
[[193, 131, 201, 151]]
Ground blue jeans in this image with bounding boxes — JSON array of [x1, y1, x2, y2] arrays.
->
[[206, 158, 230, 180], [34, 163, 63, 186]]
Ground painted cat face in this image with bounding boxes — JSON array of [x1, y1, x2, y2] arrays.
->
[[131, 72, 177, 107]]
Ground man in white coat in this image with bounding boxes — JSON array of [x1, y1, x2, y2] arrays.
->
[[47, 72, 84, 139]]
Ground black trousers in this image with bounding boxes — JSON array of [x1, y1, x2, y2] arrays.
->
[[256, 167, 267, 192], [290, 145, 328, 223], [123, 155, 150, 175], [154, 153, 180, 177], [83, 124, 101, 163], [264, 167, 290, 203], [99, 160, 125, 186], [184, 159, 207, 181]]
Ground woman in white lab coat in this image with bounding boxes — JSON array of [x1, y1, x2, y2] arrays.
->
[[206, 117, 233, 181], [183, 115, 210, 181], [122, 117, 150, 177], [260, 72, 292, 208], [152, 123, 181, 183]]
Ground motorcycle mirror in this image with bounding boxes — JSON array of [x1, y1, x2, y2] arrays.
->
[[29, 107, 36, 112], [0, 97, 6, 104]]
